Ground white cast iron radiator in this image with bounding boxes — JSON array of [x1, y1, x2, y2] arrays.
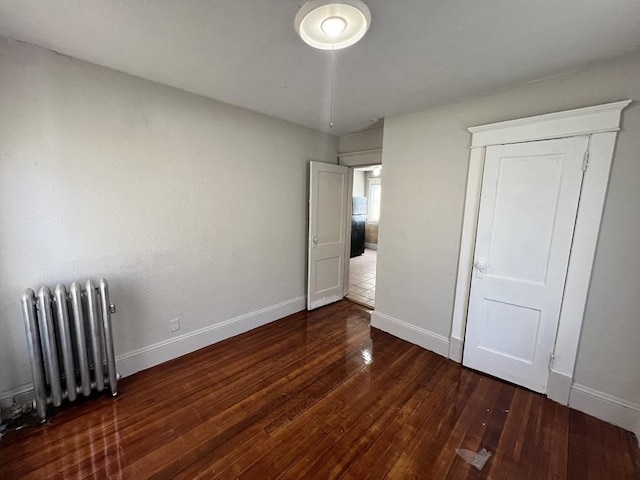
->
[[21, 278, 118, 421]]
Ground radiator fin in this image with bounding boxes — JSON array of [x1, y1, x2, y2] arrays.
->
[[21, 278, 118, 422]]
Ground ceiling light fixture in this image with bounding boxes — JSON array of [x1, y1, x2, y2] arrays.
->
[[321, 16, 347, 37], [295, 1, 371, 129], [295, 0, 371, 50]]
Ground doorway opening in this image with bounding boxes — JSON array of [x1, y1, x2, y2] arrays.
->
[[346, 165, 381, 308]]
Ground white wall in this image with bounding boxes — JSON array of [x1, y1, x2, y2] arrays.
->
[[0, 39, 338, 397], [352, 170, 366, 197], [339, 128, 383, 153], [373, 53, 640, 431], [338, 128, 383, 167]]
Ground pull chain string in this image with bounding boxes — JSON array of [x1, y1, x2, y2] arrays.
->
[[330, 46, 335, 129]]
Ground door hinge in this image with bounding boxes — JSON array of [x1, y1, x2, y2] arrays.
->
[[582, 151, 590, 171], [548, 353, 555, 370]]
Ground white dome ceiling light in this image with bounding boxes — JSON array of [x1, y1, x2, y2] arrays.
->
[[295, 0, 371, 50]]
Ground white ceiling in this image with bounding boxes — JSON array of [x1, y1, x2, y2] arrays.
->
[[0, 0, 638, 135]]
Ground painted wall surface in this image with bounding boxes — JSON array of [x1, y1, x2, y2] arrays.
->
[[339, 128, 383, 153], [338, 128, 383, 167], [352, 170, 366, 197], [364, 171, 381, 246], [0, 39, 338, 396], [365, 224, 378, 246], [375, 54, 640, 406]]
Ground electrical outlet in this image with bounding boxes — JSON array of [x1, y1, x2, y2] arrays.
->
[[169, 318, 181, 332]]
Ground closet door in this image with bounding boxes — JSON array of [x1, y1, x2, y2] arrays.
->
[[463, 136, 588, 392]]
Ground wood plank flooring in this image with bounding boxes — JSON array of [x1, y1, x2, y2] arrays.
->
[[1, 301, 638, 479]]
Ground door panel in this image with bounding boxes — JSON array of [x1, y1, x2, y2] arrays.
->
[[477, 300, 541, 363], [487, 154, 564, 283], [308, 162, 349, 310], [316, 170, 345, 245], [463, 136, 588, 392], [314, 256, 342, 292]]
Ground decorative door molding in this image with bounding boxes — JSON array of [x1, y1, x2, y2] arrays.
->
[[449, 100, 631, 404]]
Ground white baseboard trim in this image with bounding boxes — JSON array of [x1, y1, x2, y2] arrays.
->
[[448, 336, 463, 362], [117, 295, 306, 378], [569, 383, 640, 437], [1, 295, 306, 404], [370, 311, 449, 357], [0, 384, 33, 408], [547, 370, 573, 405], [364, 243, 378, 250]]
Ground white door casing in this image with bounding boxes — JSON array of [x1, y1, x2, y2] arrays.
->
[[463, 137, 588, 393], [307, 161, 350, 310], [450, 100, 631, 404]]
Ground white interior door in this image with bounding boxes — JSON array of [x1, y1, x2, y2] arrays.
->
[[463, 136, 588, 392], [307, 161, 349, 310]]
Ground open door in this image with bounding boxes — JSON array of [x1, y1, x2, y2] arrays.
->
[[307, 161, 350, 310]]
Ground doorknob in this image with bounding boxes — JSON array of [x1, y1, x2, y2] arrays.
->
[[313, 236, 318, 245], [474, 258, 488, 274]]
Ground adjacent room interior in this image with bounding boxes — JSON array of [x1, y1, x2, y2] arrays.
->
[[346, 165, 381, 309], [0, 1, 638, 478]]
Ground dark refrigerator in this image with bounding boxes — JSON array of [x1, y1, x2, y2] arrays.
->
[[351, 196, 366, 257]]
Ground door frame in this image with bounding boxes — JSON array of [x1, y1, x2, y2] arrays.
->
[[339, 163, 383, 301], [449, 100, 631, 404], [343, 167, 354, 298]]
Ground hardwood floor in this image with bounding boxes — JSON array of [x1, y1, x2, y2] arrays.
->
[[1, 301, 638, 479]]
